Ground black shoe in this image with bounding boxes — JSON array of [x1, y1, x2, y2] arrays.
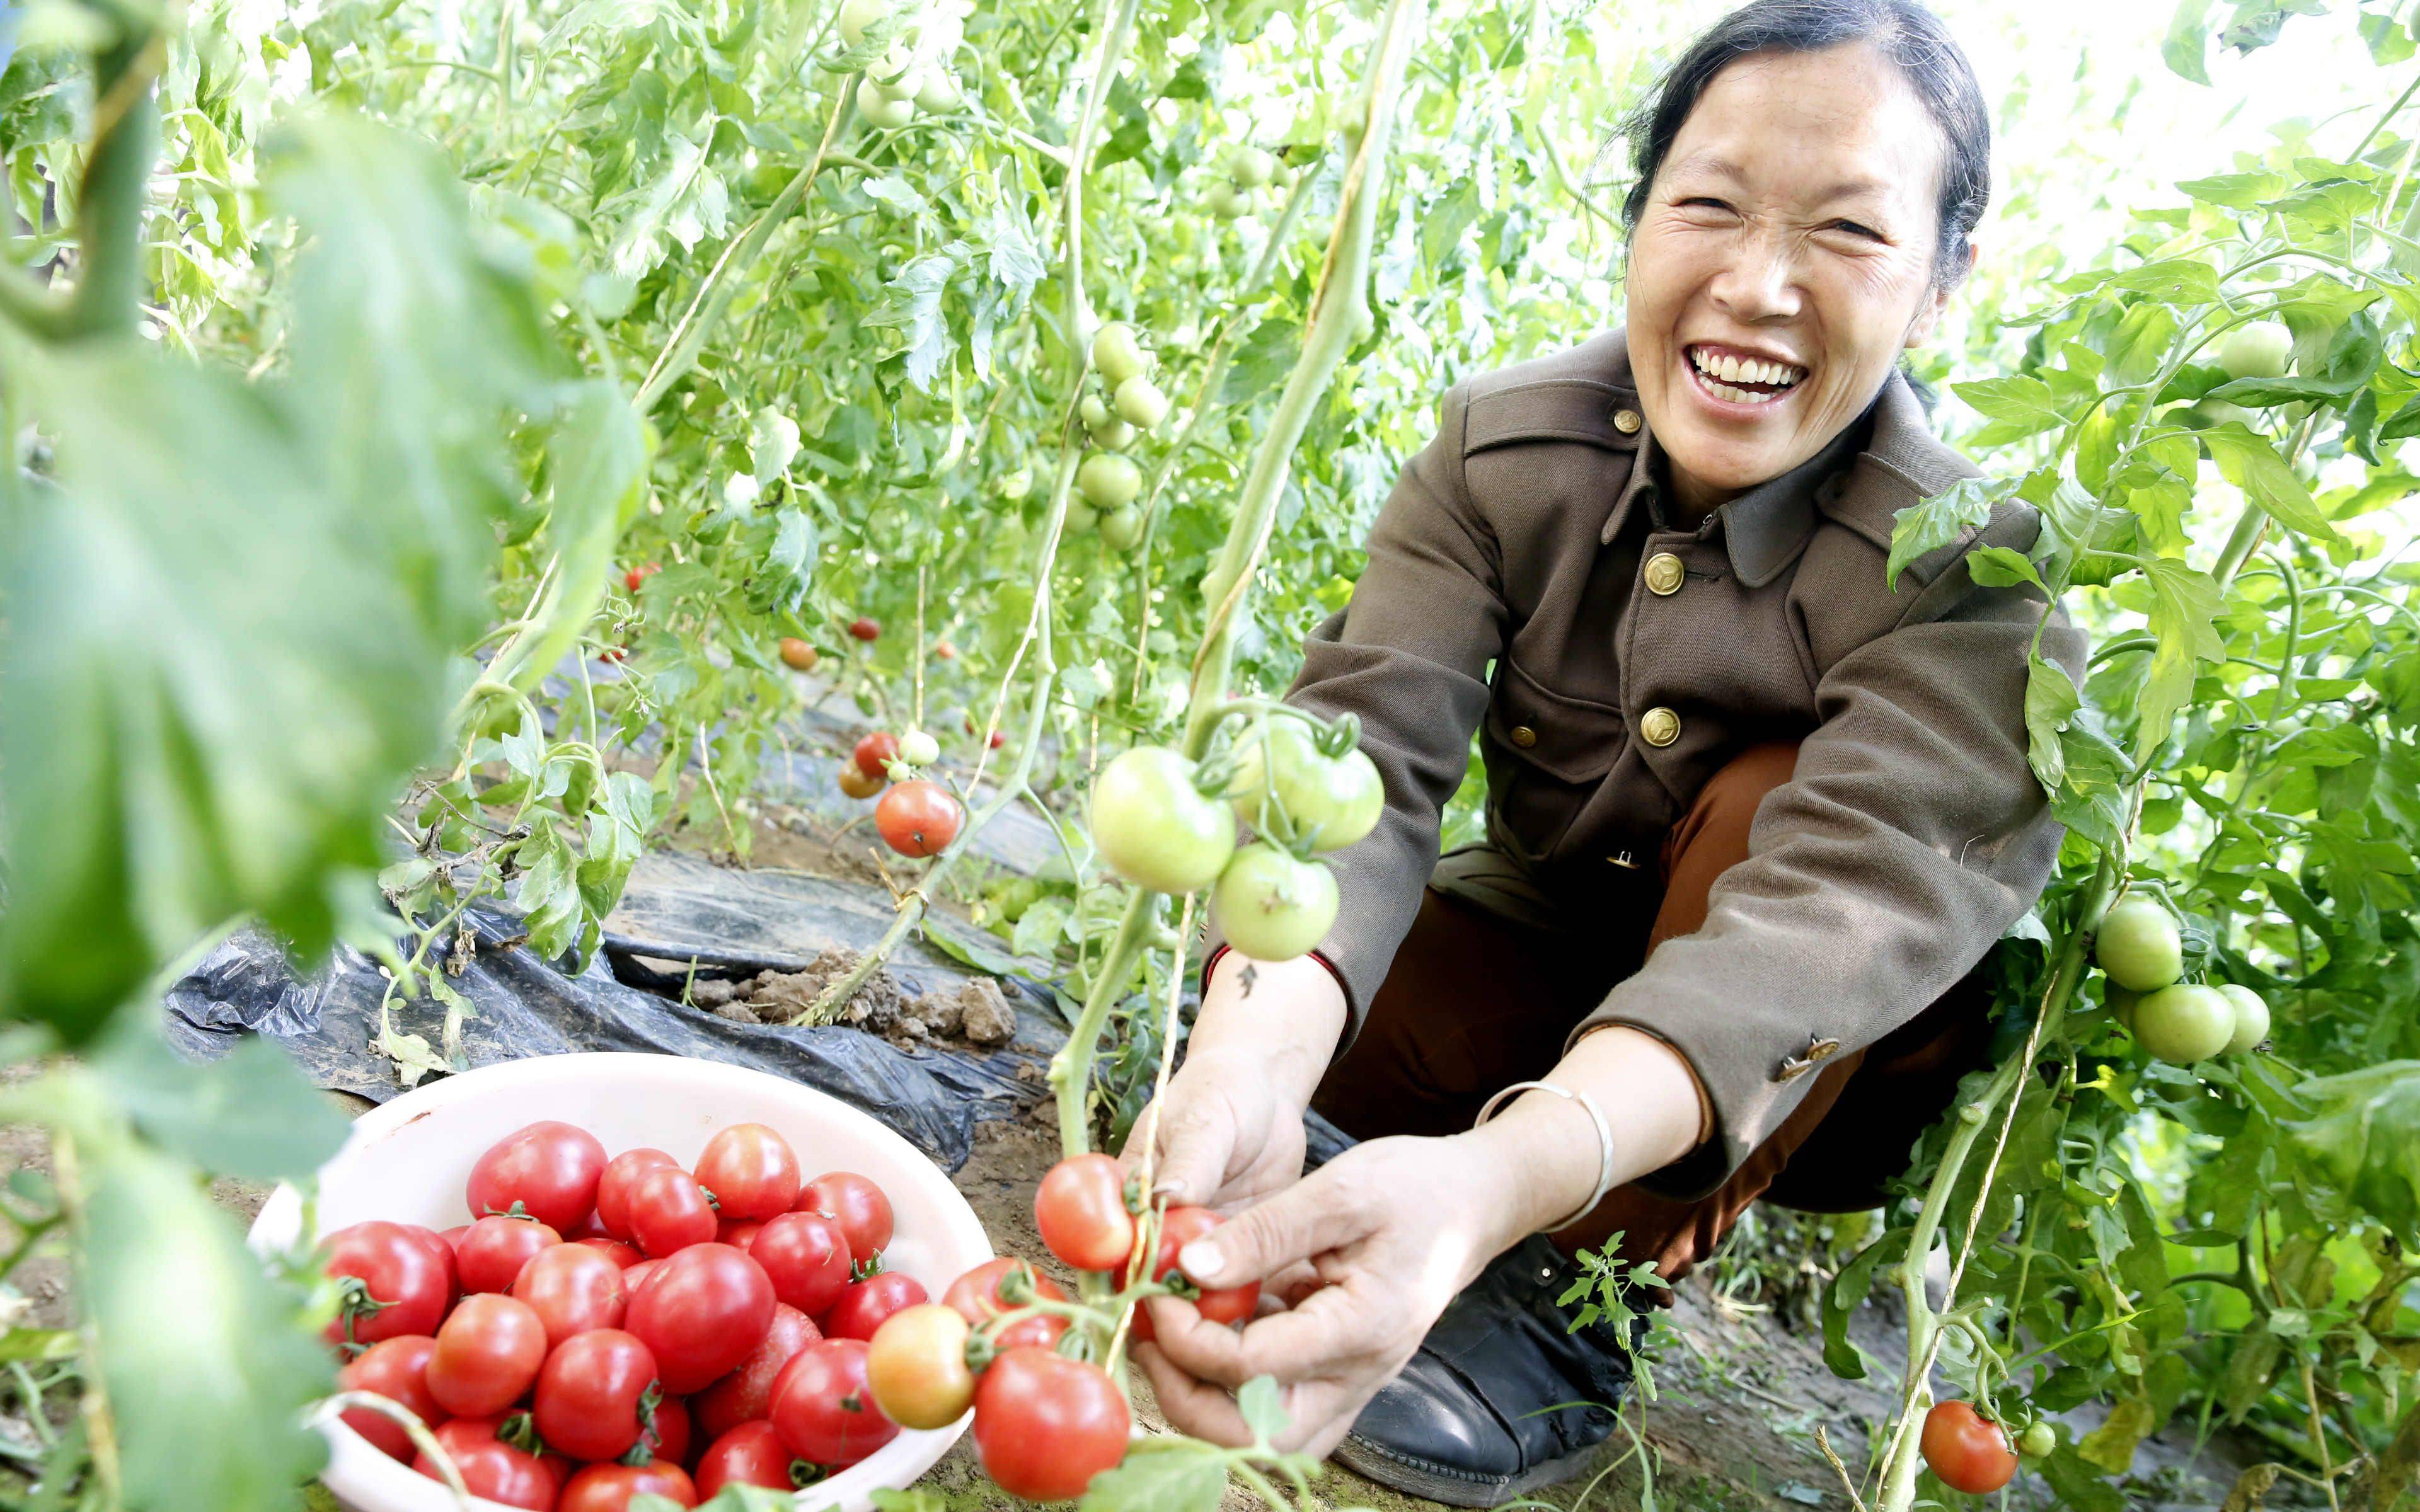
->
[[1332, 1234, 1641, 1507]]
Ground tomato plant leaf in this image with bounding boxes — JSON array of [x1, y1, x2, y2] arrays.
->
[[2199, 423, 2339, 540], [1884, 475, 2002, 590], [2024, 654, 2082, 793], [84, 1131, 335, 1510], [1075, 1446, 1230, 1512], [91, 1021, 348, 1184], [2134, 558, 2226, 760], [2281, 1062, 2420, 1244], [1237, 1373, 1289, 1446], [1951, 374, 2065, 440]]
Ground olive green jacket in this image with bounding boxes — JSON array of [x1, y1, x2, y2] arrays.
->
[[1252, 327, 2084, 1202]]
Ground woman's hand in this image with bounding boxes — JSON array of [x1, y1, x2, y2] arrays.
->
[[1132, 1133, 1516, 1457], [1118, 1045, 1307, 1215], [1120, 949, 1348, 1214]]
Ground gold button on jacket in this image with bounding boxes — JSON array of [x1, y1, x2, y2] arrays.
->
[[1644, 552, 1685, 595], [1208, 327, 2087, 1204]]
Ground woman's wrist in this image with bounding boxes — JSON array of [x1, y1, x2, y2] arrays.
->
[[1195, 948, 1348, 1109]]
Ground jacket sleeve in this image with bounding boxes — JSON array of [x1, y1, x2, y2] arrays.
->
[[1569, 516, 2085, 1201], [1201, 383, 1504, 1040]]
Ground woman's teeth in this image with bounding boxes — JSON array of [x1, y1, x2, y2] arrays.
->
[[1687, 346, 1806, 406]]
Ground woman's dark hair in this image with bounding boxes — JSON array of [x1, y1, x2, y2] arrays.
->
[[1613, 0, 1991, 296]]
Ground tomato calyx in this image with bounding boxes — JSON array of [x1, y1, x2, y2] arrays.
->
[[335, 1274, 393, 1344], [850, 1253, 887, 1281], [495, 1411, 546, 1457], [963, 1330, 998, 1373], [614, 1383, 669, 1466], [792, 1459, 830, 1488]]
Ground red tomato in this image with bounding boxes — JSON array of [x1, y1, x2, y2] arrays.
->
[[413, 1418, 559, 1510], [642, 1394, 691, 1467], [626, 1242, 778, 1393], [694, 1303, 821, 1441], [943, 1257, 1069, 1351], [971, 1348, 1130, 1500], [1035, 1154, 1134, 1271], [750, 1212, 854, 1317], [533, 1329, 659, 1462], [404, 1225, 461, 1310], [575, 1237, 648, 1270], [1131, 1205, 1259, 1342], [623, 563, 660, 594], [337, 1335, 441, 1462], [437, 1224, 469, 1252], [989, 730, 1005, 750], [455, 1214, 562, 1295], [696, 1421, 802, 1497], [623, 1257, 664, 1294], [823, 1271, 928, 1342], [851, 731, 899, 779], [769, 1339, 897, 1468], [876, 780, 963, 857], [933, 639, 957, 660], [510, 1244, 629, 1346], [696, 1123, 803, 1220], [595, 1148, 681, 1240], [718, 1218, 766, 1249], [1922, 1401, 2018, 1495], [426, 1293, 550, 1419], [465, 1120, 608, 1233], [778, 636, 820, 672], [796, 1172, 894, 1263], [558, 1461, 698, 1512], [628, 1167, 718, 1257], [848, 616, 881, 642], [321, 1222, 454, 1346], [600, 646, 627, 663]]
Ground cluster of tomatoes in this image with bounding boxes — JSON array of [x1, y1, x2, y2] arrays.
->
[[848, 1153, 1257, 1501], [320, 1119, 938, 1510], [1069, 323, 1168, 551], [837, 0, 962, 131], [2093, 893, 2271, 1063], [1201, 144, 1286, 220], [1090, 714, 1383, 960], [834, 729, 967, 859]]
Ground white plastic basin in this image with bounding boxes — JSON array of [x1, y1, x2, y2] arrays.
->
[[248, 1051, 994, 1512]]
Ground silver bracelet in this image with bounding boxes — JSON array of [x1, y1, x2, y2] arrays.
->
[[1472, 1079, 1616, 1232]]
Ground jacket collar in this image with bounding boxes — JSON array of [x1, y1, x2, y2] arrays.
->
[[1598, 331, 1962, 588]]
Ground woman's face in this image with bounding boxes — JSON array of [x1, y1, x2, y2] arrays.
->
[[1626, 43, 1967, 515]]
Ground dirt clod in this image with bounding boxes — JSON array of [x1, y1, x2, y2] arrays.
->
[[693, 951, 1015, 1048]]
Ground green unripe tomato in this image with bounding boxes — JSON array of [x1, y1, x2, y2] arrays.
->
[[1213, 844, 1340, 961], [1097, 505, 1144, 551], [2018, 1423, 2056, 1459], [1225, 723, 1384, 852], [913, 69, 959, 113], [897, 729, 940, 767], [2217, 321, 2293, 381], [1227, 146, 1276, 188], [856, 78, 914, 129], [1204, 181, 1250, 220], [2218, 983, 2271, 1054], [1091, 323, 1148, 386], [2181, 397, 2255, 432], [1112, 375, 1169, 430], [1076, 452, 1142, 508], [868, 43, 922, 99], [2106, 985, 2140, 1034], [2095, 896, 2182, 992], [1064, 500, 1099, 534], [1089, 747, 1236, 893], [2133, 984, 2236, 1063], [1079, 394, 1135, 449], [837, 0, 889, 47]]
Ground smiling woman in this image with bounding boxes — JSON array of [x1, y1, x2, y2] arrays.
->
[[1121, 0, 2088, 1503]]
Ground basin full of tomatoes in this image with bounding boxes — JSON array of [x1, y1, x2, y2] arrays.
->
[[318, 1116, 1002, 1510]]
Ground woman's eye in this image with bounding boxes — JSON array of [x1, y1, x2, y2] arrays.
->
[[1829, 220, 1882, 241]]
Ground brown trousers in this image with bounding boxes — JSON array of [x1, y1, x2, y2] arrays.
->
[[1311, 743, 1994, 1304]]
